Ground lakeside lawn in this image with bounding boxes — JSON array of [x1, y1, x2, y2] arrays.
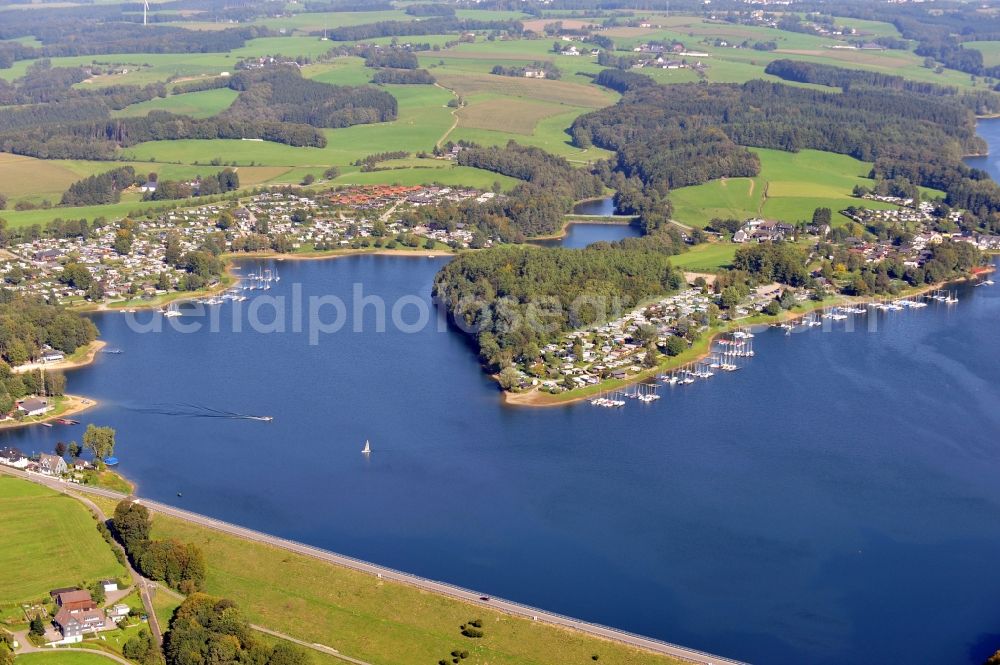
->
[[0, 477, 126, 605], [144, 511, 685, 665]]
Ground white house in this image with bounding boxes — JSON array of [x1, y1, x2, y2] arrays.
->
[[37, 453, 68, 476], [18, 397, 52, 417]]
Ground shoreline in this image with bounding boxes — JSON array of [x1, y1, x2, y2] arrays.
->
[[531, 216, 638, 242], [0, 466, 739, 665], [12, 339, 107, 374], [0, 393, 99, 430], [501, 267, 995, 408], [71, 247, 457, 314]]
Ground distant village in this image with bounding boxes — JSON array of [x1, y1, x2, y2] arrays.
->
[[2, 185, 493, 307]]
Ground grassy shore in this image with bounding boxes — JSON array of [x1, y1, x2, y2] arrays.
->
[[0, 476, 126, 605], [76, 485, 686, 665], [143, 511, 685, 665], [0, 394, 98, 430]]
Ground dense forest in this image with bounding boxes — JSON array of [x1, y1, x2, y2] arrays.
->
[[456, 142, 604, 237], [0, 290, 98, 367], [372, 68, 436, 84], [763, 59, 1000, 115], [225, 66, 397, 128], [61, 166, 137, 206], [0, 66, 395, 159], [433, 241, 684, 371], [573, 77, 1000, 233]]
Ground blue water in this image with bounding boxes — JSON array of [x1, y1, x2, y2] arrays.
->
[[573, 197, 618, 216], [534, 220, 642, 248], [965, 117, 1000, 181], [5, 254, 1000, 665], [3, 130, 1000, 664]]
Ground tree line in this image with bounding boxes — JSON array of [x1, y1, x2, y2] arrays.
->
[[326, 17, 523, 41], [572, 76, 1000, 234], [164, 594, 311, 665], [0, 66, 396, 160], [112, 500, 207, 594], [61, 166, 137, 206], [433, 239, 684, 372], [0, 289, 97, 368], [372, 68, 436, 84], [456, 141, 604, 237]]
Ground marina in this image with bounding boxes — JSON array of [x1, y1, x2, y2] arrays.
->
[[2, 254, 997, 665]]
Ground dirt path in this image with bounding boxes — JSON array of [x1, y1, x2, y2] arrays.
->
[[757, 181, 769, 217], [434, 83, 460, 148]]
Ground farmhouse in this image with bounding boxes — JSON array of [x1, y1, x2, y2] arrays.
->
[[37, 453, 67, 476], [53, 606, 108, 643]]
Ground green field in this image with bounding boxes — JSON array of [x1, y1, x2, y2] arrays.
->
[[147, 511, 684, 665], [670, 243, 739, 273], [16, 653, 121, 665], [0, 476, 126, 605], [670, 148, 903, 228], [112, 88, 238, 119], [964, 40, 1000, 68], [122, 84, 456, 166]]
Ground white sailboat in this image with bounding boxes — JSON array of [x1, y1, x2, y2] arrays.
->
[[362, 439, 371, 455]]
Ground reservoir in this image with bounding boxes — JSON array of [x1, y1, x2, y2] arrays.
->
[[533, 220, 642, 248], [3, 128, 1000, 664], [572, 196, 618, 216], [4, 256, 999, 665], [965, 116, 1000, 181]]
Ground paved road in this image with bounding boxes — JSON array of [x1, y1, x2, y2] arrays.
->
[[25, 472, 165, 648], [12, 628, 134, 665], [2, 466, 747, 665]]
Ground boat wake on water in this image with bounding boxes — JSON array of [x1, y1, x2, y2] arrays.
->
[[125, 402, 273, 421]]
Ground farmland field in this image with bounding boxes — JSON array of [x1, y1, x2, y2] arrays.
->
[[0, 476, 126, 605], [112, 88, 239, 119], [669, 243, 739, 273], [670, 148, 903, 228]]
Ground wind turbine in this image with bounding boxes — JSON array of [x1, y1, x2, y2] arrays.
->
[[143, 0, 149, 25]]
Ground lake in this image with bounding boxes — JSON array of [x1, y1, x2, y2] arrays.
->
[[5, 255, 1000, 665], [965, 116, 1000, 181], [572, 197, 618, 216], [533, 220, 642, 248], [3, 132, 1000, 665]]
